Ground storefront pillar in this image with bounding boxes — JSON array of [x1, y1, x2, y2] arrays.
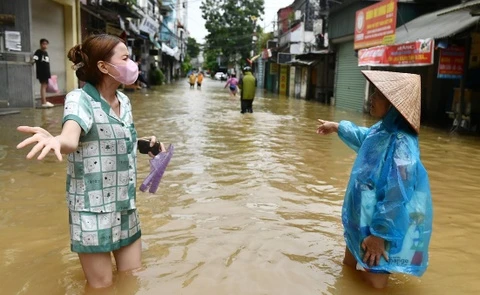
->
[[458, 36, 472, 128], [57, 0, 80, 92]]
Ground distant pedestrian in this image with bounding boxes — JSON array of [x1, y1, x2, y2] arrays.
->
[[135, 57, 149, 89], [224, 74, 239, 97], [238, 66, 256, 113], [197, 72, 204, 89], [189, 72, 196, 88], [32, 38, 53, 108]]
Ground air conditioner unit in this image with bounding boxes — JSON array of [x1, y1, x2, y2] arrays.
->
[[267, 40, 278, 49]]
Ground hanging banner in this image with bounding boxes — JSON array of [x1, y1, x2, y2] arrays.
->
[[279, 66, 288, 95], [358, 39, 434, 67], [438, 47, 465, 79], [354, 0, 397, 50], [270, 63, 279, 75]]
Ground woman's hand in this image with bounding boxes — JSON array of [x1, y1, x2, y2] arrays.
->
[[362, 235, 389, 267], [143, 136, 166, 158], [316, 119, 339, 135], [16, 126, 63, 161]]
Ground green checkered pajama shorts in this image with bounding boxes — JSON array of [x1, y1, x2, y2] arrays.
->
[[69, 209, 141, 253]]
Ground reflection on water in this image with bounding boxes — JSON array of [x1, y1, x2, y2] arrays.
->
[[1, 80, 480, 294]]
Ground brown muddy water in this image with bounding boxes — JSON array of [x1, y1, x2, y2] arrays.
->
[[1, 79, 479, 295]]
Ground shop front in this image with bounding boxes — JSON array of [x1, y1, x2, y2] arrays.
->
[[287, 59, 314, 100], [137, 12, 160, 84], [0, 0, 80, 108], [328, 0, 427, 113], [265, 61, 279, 94], [358, 2, 480, 131], [334, 40, 367, 111], [290, 51, 335, 103]]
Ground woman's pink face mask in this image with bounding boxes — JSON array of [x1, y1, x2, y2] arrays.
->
[[107, 59, 139, 85]]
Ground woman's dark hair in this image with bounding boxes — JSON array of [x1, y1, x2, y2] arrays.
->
[[67, 34, 123, 85]]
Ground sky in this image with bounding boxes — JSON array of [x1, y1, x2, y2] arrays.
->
[[187, 0, 294, 43]]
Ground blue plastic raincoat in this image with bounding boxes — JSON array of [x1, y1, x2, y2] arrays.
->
[[338, 107, 433, 276]]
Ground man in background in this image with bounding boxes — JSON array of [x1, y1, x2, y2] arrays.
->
[[32, 38, 53, 108], [189, 72, 197, 89], [135, 57, 149, 89], [238, 66, 256, 113]]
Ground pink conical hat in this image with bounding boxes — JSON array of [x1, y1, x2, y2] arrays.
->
[[362, 70, 421, 133]]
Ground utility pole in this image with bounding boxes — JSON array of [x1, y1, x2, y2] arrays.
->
[[251, 15, 257, 72]]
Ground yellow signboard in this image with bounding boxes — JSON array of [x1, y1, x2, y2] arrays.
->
[[354, 0, 398, 50], [270, 63, 279, 74], [279, 66, 288, 95]]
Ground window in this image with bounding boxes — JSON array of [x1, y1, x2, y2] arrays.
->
[[148, 2, 154, 16]]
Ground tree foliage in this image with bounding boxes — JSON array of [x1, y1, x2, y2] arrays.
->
[[201, 0, 264, 66], [187, 37, 201, 59], [203, 49, 222, 73], [256, 27, 273, 54], [182, 54, 193, 75]]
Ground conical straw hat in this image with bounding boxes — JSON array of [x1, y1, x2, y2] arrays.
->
[[362, 70, 421, 133]]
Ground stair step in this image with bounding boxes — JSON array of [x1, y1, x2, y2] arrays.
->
[[0, 100, 9, 108]]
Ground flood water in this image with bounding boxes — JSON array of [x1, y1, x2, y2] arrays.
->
[[1, 79, 480, 295]]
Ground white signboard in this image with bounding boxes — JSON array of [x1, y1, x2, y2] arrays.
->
[[5, 31, 21, 51], [139, 15, 159, 37]]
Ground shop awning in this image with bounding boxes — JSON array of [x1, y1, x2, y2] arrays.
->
[[128, 21, 140, 36], [286, 59, 318, 66], [101, 1, 142, 19], [395, 6, 480, 44], [294, 50, 332, 61], [81, 4, 119, 23], [149, 35, 161, 49], [162, 43, 176, 57], [298, 50, 332, 56]]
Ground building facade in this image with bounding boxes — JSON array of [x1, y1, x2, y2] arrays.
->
[[0, 0, 80, 108]]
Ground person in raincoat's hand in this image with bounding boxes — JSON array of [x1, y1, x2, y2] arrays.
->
[[316, 70, 433, 289]]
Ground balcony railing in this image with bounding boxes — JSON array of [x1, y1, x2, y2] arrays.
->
[[279, 22, 304, 46]]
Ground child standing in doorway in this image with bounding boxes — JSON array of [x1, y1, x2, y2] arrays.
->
[[33, 38, 53, 108]]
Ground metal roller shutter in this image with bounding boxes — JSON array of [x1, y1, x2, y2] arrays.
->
[[334, 41, 366, 112]]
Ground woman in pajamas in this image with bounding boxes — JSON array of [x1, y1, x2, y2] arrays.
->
[[17, 34, 165, 289]]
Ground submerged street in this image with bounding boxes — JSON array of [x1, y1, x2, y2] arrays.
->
[[1, 79, 480, 294]]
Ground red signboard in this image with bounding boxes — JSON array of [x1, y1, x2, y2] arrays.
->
[[358, 39, 434, 67], [354, 0, 397, 50], [438, 47, 465, 79]]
